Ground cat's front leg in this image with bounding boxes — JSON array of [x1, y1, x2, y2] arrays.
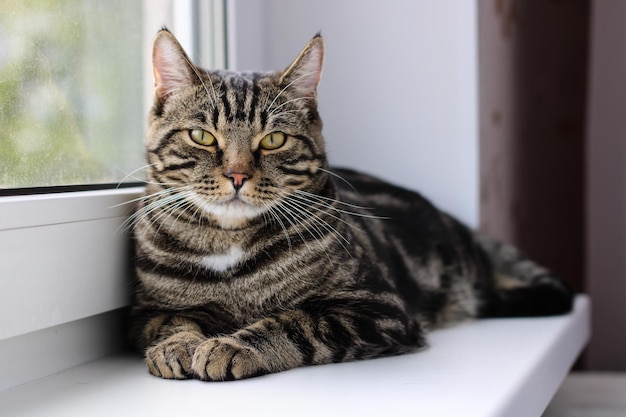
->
[[190, 304, 421, 381], [141, 315, 207, 379], [191, 312, 307, 381], [191, 336, 272, 380], [146, 330, 206, 379]]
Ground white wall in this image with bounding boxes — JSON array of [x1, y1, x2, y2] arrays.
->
[[228, 0, 478, 227], [586, 0, 626, 370]]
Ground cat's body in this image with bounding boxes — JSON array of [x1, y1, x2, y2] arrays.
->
[[129, 29, 573, 381]]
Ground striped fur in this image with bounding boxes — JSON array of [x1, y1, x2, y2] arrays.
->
[[129, 29, 573, 381]]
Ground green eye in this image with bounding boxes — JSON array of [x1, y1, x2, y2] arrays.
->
[[260, 132, 287, 150], [189, 129, 216, 146]]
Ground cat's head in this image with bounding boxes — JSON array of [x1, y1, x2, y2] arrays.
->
[[145, 29, 327, 229]]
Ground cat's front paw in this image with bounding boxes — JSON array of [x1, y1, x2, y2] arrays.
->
[[192, 337, 270, 381], [145, 331, 205, 379]]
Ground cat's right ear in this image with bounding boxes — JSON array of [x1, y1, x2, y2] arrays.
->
[[152, 28, 195, 103]]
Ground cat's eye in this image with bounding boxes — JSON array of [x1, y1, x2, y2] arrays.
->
[[260, 132, 287, 150], [189, 129, 216, 146]]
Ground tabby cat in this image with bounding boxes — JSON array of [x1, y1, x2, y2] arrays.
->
[[129, 29, 573, 381]]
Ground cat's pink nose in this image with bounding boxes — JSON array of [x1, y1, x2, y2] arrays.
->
[[226, 172, 250, 190]]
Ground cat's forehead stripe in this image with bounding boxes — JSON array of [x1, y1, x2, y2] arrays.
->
[[211, 72, 264, 126], [248, 77, 261, 124]]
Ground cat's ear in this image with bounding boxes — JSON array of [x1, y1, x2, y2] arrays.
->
[[279, 34, 325, 99], [152, 28, 195, 102]]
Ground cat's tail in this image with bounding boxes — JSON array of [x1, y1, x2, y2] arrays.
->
[[475, 235, 574, 318]]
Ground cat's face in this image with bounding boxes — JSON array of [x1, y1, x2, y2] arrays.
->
[[145, 30, 327, 229]]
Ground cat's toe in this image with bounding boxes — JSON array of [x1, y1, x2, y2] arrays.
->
[[145, 331, 205, 379], [192, 337, 269, 381]]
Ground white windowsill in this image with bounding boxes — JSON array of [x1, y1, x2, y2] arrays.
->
[[0, 188, 144, 390], [0, 296, 590, 417], [0, 187, 144, 342], [0, 186, 144, 231]]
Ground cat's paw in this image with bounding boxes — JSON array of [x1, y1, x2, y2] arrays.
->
[[191, 337, 270, 381], [145, 331, 205, 379]]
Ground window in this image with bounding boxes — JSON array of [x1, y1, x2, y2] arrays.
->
[[0, 0, 226, 190], [0, 0, 226, 389]]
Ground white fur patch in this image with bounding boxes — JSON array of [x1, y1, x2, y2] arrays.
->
[[201, 246, 245, 272], [188, 192, 266, 229], [206, 200, 264, 223]]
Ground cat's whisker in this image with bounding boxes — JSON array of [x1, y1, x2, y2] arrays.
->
[[121, 187, 194, 235], [272, 201, 312, 251], [149, 200, 183, 236], [178, 189, 206, 226], [262, 108, 301, 121], [280, 197, 351, 246], [279, 199, 324, 243], [189, 195, 208, 227], [294, 189, 378, 212], [151, 191, 198, 239], [283, 195, 353, 246], [110, 186, 182, 209], [265, 70, 318, 114], [112, 181, 181, 216], [114, 163, 156, 188], [260, 207, 271, 229], [262, 202, 292, 251], [285, 192, 369, 234], [113, 164, 180, 190], [278, 198, 350, 261], [317, 168, 360, 193], [169, 194, 202, 228], [116, 189, 179, 232], [143, 179, 182, 187], [182, 55, 219, 106], [268, 96, 315, 118], [154, 190, 196, 223], [131, 198, 181, 237], [292, 190, 388, 221], [135, 185, 191, 205]]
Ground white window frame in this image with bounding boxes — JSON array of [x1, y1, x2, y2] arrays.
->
[[0, 0, 226, 391]]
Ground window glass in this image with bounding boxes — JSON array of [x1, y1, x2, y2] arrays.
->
[[0, 0, 162, 189]]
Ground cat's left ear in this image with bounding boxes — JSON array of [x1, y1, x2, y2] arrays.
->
[[279, 34, 325, 99], [152, 28, 196, 103]]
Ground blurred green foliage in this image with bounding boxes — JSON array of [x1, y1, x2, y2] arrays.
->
[[0, 0, 146, 188]]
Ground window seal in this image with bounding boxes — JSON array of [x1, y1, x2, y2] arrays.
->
[[0, 182, 145, 198]]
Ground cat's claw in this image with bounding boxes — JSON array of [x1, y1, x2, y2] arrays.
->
[[145, 331, 205, 379], [192, 337, 269, 381]]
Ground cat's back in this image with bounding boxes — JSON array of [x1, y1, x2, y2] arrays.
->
[[330, 166, 470, 270], [329, 167, 484, 325], [330, 167, 444, 229]]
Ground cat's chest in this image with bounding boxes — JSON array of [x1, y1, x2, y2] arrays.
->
[[200, 245, 246, 272], [193, 245, 317, 315]]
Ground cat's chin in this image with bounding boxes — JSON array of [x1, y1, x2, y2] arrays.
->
[[203, 199, 265, 229]]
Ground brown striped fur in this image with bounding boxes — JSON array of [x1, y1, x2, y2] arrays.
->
[[129, 29, 573, 381]]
